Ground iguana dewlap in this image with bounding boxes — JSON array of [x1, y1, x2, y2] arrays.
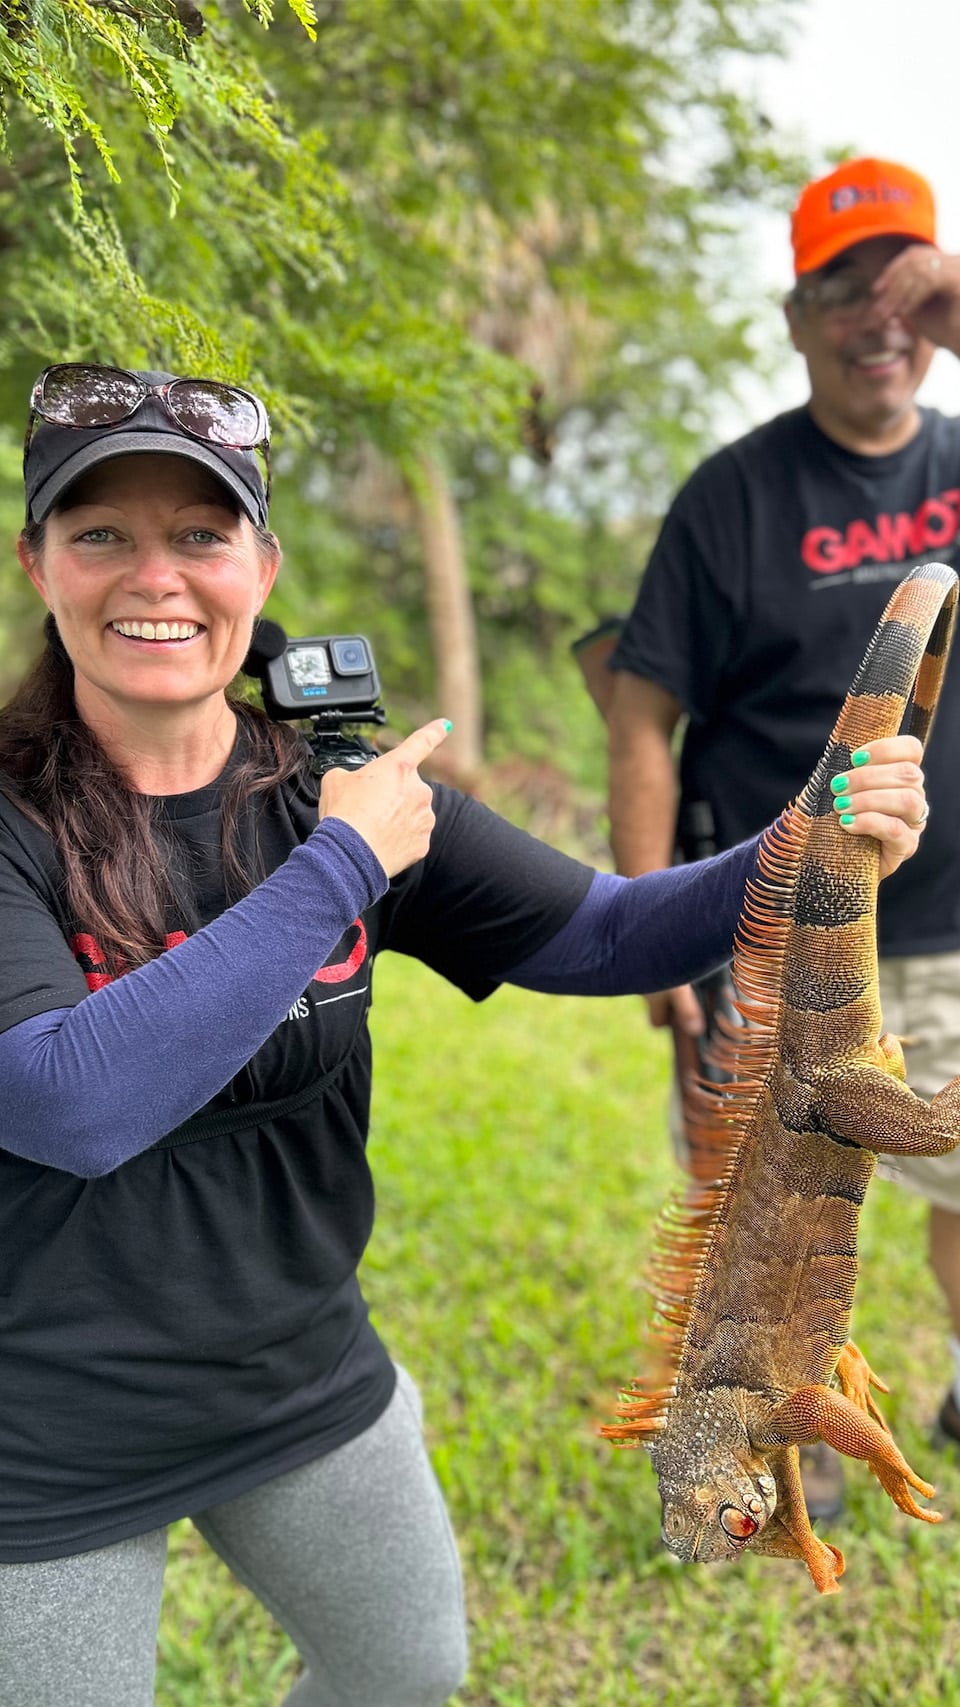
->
[[602, 560, 960, 1594]]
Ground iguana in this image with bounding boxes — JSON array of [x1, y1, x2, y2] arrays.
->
[[601, 559, 960, 1594]]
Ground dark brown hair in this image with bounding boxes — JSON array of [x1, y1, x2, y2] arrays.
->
[[1, 542, 310, 977]]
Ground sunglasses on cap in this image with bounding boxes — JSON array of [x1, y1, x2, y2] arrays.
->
[[24, 363, 272, 502]]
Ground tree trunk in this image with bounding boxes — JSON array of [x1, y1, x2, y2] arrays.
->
[[408, 453, 483, 786]]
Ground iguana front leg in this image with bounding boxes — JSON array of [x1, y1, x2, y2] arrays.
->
[[818, 1064, 960, 1157], [745, 1446, 845, 1594], [757, 1385, 941, 1524]]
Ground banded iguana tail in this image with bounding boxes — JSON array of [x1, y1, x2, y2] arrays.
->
[[601, 559, 960, 1594]]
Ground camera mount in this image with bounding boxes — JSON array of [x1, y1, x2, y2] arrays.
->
[[241, 618, 387, 775]]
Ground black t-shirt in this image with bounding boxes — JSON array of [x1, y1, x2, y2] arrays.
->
[[0, 761, 591, 1561], [611, 406, 960, 955]]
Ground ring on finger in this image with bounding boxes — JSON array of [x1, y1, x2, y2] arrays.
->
[[909, 802, 930, 828]]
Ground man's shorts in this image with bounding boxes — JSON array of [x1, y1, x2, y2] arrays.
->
[[876, 950, 960, 1212]]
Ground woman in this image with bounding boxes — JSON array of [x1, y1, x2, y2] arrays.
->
[[0, 364, 929, 1706]]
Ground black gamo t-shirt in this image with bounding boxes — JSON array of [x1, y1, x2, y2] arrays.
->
[[0, 761, 591, 1561], [611, 406, 960, 954]]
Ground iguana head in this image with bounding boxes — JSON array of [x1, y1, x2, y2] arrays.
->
[[647, 1390, 778, 1564], [656, 1463, 778, 1562]]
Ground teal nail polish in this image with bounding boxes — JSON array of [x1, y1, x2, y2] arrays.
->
[[851, 748, 870, 766], [443, 719, 453, 732], [840, 812, 856, 826], [833, 795, 851, 812], [829, 775, 848, 795]]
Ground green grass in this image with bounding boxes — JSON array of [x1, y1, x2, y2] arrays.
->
[[157, 955, 960, 1705]]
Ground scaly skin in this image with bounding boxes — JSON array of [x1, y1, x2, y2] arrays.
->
[[601, 561, 960, 1593]]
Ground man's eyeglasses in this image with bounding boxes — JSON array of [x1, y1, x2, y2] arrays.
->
[[791, 273, 877, 320], [24, 363, 271, 500]]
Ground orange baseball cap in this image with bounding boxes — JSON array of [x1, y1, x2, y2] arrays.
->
[[790, 157, 936, 276]]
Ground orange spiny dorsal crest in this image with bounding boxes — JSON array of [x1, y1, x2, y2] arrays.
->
[[601, 564, 959, 1587]]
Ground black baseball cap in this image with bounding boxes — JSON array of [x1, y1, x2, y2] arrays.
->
[[24, 369, 269, 528]]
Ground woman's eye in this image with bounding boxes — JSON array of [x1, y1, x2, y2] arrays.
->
[[185, 529, 220, 545], [77, 527, 114, 544]]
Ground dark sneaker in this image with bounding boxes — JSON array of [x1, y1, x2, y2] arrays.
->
[[933, 1388, 960, 1449], [798, 1441, 845, 1522]]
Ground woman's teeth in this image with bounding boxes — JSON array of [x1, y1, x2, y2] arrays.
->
[[111, 621, 200, 641]]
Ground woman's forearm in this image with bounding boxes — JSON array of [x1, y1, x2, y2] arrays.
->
[[505, 835, 760, 996]]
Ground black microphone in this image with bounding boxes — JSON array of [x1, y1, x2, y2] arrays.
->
[[241, 618, 287, 677]]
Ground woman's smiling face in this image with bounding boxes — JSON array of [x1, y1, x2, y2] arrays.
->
[[18, 452, 279, 730]]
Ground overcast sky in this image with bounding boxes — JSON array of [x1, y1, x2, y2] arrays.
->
[[737, 0, 960, 423]]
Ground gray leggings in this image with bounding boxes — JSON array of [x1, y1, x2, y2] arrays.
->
[[0, 1366, 467, 1707]]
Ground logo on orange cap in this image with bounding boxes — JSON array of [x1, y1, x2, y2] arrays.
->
[[791, 157, 936, 276]]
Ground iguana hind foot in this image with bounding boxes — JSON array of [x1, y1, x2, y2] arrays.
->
[[834, 1339, 891, 1432]]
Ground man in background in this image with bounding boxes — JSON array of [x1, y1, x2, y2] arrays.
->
[[605, 158, 960, 1515]]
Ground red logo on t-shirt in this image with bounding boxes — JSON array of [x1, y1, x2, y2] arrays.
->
[[313, 919, 368, 984], [69, 921, 368, 992], [802, 490, 960, 573], [70, 930, 188, 991]]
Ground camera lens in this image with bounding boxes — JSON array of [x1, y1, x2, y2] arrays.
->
[[330, 638, 370, 676]]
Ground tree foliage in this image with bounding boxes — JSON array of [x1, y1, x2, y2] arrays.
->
[[0, 0, 812, 783]]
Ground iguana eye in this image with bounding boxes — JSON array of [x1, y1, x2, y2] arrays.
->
[[719, 1505, 759, 1540]]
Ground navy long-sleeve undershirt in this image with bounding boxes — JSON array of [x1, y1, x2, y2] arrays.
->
[[0, 829, 759, 1177], [0, 817, 389, 1177], [506, 836, 758, 996]]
